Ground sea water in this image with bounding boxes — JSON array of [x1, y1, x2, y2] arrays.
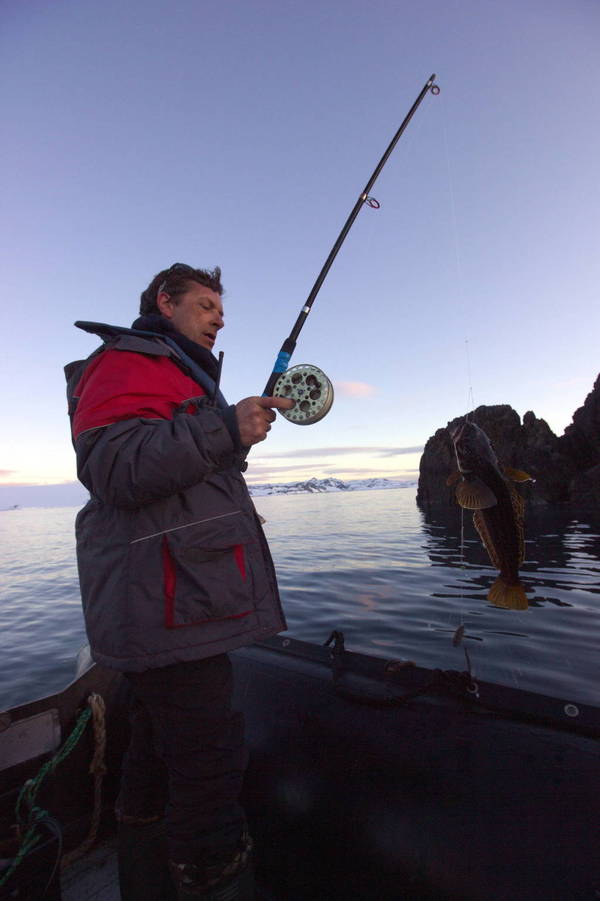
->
[[1, 489, 599, 711]]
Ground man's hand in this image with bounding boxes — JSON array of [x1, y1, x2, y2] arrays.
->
[[235, 396, 295, 446]]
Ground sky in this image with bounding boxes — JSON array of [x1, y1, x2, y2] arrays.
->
[[1, 0, 599, 501]]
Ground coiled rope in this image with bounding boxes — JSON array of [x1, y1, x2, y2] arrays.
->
[[61, 692, 106, 868], [0, 692, 107, 890]]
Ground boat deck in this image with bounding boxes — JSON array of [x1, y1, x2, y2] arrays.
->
[[60, 839, 275, 901], [61, 839, 119, 901]]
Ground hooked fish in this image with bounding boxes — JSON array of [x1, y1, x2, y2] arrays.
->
[[447, 420, 533, 610]]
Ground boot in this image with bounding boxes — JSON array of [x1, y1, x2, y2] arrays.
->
[[118, 817, 178, 901], [169, 831, 254, 900]]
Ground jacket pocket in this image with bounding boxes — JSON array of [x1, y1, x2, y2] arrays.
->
[[161, 512, 256, 627]]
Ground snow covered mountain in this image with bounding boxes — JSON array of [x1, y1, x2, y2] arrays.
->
[[248, 477, 415, 496]]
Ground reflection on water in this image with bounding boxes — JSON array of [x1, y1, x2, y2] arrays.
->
[[1, 493, 599, 709], [415, 501, 600, 701], [420, 502, 600, 607], [0, 507, 85, 711], [263, 490, 600, 706]]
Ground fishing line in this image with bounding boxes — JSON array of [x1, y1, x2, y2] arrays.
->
[[439, 97, 476, 417], [458, 505, 467, 622], [442, 103, 473, 654], [464, 338, 476, 415], [440, 101, 477, 645], [450, 510, 477, 684], [263, 74, 440, 423], [441, 102, 465, 299]]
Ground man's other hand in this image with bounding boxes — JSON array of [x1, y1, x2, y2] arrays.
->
[[235, 396, 295, 446]]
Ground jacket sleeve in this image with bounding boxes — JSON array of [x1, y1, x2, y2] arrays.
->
[[72, 349, 238, 508]]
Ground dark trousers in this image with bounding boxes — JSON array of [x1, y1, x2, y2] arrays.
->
[[116, 654, 248, 865]]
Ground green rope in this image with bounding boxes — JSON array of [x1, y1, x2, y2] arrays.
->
[[0, 705, 92, 889]]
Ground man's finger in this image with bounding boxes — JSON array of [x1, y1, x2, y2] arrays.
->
[[259, 395, 295, 411]]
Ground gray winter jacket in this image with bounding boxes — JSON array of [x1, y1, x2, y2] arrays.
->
[[65, 324, 286, 672]]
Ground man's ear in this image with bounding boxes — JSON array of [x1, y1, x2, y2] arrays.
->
[[156, 291, 173, 319]]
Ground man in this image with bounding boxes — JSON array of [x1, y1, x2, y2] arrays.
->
[[65, 263, 293, 900]]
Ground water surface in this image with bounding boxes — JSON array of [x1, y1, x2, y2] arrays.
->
[[1, 491, 598, 710]]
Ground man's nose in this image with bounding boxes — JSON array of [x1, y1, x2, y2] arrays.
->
[[212, 311, 224, 330]]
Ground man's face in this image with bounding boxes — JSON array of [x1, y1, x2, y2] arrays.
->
[[158, 281, 224, 350]]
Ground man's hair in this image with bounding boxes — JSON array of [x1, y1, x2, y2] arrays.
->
[[140, 263, 223, 315]]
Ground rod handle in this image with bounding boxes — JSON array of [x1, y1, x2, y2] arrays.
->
[[263, 338, 296, 396]]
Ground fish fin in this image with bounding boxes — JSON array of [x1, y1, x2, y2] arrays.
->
[[446, 471, 461, 486], [456, 478, 497, 510], [488, 578, 529, 611], [473, 511, 503, 570], [503, 466, 534, 482]]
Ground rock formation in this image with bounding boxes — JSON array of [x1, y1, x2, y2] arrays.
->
[[417, 374, 600, 508], [558, 373, 600, 506]]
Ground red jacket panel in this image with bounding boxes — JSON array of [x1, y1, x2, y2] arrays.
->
[[72, 349, 205, 438]]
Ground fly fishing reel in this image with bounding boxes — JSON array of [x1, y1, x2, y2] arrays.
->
[[273, 364, 334, 425]]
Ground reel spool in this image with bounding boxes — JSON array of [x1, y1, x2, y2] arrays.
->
[[273, 364, 334, 425]]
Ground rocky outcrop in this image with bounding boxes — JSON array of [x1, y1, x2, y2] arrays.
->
[[569, 463, 600, 508], [559, 373, 600, 490], [417, 374, 600, 507]]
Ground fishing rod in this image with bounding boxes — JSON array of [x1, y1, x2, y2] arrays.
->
[[265, 73, 440, 425]]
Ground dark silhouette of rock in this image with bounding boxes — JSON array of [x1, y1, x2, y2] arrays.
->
[[570, 464, 600, 508], [417, 374, 600, 507], [559, 372, 600, 476]]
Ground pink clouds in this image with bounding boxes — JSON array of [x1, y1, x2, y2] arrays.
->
[[334, 381, 376, 398]]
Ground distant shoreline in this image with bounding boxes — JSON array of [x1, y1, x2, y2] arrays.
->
[[1, 477, 417, 509]]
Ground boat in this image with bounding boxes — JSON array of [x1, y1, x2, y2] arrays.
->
[[1, 633, 599, 900]]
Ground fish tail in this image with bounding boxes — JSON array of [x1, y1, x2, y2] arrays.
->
[[488, 578, 529, 611]]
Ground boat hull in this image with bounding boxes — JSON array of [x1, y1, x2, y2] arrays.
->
[[1, 636, 599, 900], [234, 637, 600, 901]]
